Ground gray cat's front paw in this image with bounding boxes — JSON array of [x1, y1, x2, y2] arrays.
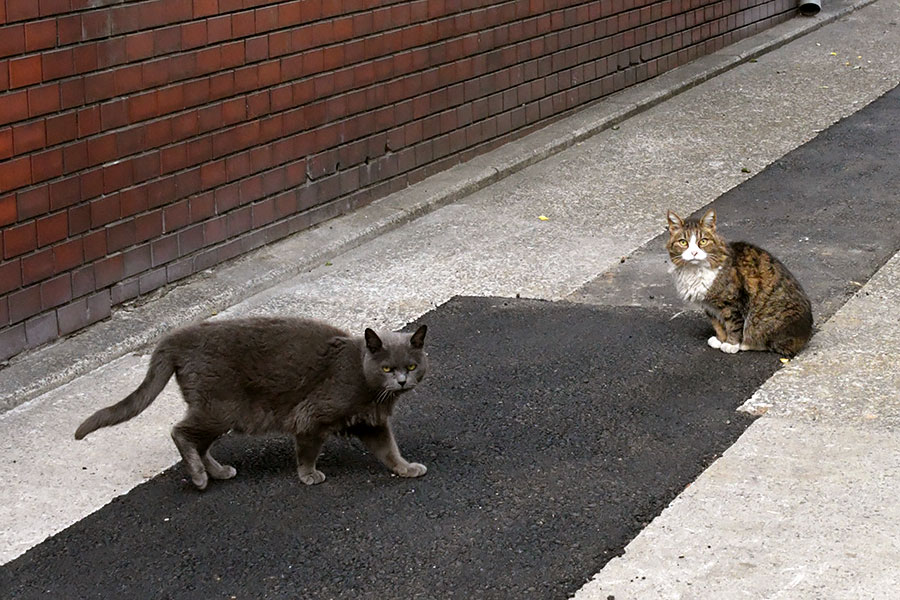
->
[[394, 462, 427, 478], [298, 469, 326, 485]]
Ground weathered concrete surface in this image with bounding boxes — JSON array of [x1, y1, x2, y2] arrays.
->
[[1, 0, 900, 578], [573, 252, 900, 599]]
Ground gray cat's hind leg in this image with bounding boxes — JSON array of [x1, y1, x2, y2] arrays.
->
[[171, 423, 211, 490], [294, 434, 327, 485], [353, 423, 426, 478], [171, 413, 231, 490], [201, 450, 236, 480]]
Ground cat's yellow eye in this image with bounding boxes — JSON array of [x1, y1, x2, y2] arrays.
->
[[698, 238, 709, 247], [678, 239, 688, 247], [382, 366, 392, 373], [407, 364, 417, 371]]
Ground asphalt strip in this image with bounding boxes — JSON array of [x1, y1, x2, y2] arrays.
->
[[1, 298, 772, 600]]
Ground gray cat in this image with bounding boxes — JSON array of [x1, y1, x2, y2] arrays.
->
[[75, 317, 429, 490]]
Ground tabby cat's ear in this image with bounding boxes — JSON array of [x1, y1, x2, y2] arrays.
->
[[409, 324, 427, 349], [701, 208, 716, 228], [364, 328, 383, 353], [666, 210, 684, 232]]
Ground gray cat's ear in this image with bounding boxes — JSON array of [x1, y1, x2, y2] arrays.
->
[[409, 324, 427, 349], [666, 210, 683, 232], [364, 328, 383, 354], [700, 208, 716, 228]]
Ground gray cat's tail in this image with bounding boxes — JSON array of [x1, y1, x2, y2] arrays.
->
[[74, 345, 175, 440]]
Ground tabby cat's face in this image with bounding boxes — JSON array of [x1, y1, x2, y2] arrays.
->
[[666, 209, 728, 268], [362, 325, 428, 395]]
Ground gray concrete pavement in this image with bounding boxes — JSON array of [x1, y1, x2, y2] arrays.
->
[[2, 1, 900, 597]]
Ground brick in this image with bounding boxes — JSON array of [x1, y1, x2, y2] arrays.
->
[[93, 254, 124, 289], [57, 296, 90, 335], [120, 187, 149, 218], [83, 231, 107, 262], [0, 195, 15, 226], [24, 19, 57, 52], [0, 156, 32, 193], [8, 284, 41, 323], [110, 277, 139, 305], [90, 194, 121, 228], [0, 323, 27, 361], [16, 186, 49, 220], [87, 133, 118, 165], [52, 238, 84, 273], [102, 161, 133, 194], [0, 259, 23, 294], [10, 55, 42, 88], [0, 128, 11, 161], [0, 91, 29, 126], [31, 149, 64, 183], [80, 169, 104, 200], [24, 311, 58, 348], [135, 210, 163, 243], [45, 112, 78, 146], [125, 31, 155, 62], [151, 234, 178, 267], [59, 79, 85, 110], [36, 212, 67, 247], [107, 220, 136, 253], [7, 0, 40, 23], [51, 179, 82, 212], [71, 265, 95, 297], [27, 84, 61, 118], [3, 220, 36, 259], [122, 244, 151, 278], [138, 267, 167, 295], [22, 247, 54, 284], [40, 273, 72, 309], [207, 15, 232, 43], [177, 223, 204, 255], [163, 200, 189, 233], [0, 25, 26, 58]]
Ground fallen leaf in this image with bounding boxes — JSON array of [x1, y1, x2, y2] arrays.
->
[[537, 215, 550, 221], [779, 357, 790, 364]]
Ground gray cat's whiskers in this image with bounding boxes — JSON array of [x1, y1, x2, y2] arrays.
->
[[378, 389, 397, 404]]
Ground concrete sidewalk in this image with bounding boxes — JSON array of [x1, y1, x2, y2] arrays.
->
[[2, 1, 900, 597]]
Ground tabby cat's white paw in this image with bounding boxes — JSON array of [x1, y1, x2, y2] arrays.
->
[[707, 336, 723, 349], [720, 342, 740, 354]]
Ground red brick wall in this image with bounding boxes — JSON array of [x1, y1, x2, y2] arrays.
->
[[0, 0, 795, 361]]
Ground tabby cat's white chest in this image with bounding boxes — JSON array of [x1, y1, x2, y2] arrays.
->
[[670, 263, 720, 304]]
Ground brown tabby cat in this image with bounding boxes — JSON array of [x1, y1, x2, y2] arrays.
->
[[666, 208, 812, 357], [75, 317, 429, 490]]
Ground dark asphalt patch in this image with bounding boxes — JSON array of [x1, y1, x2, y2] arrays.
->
[[1, 297, 775, 600], [572, 84, 900, 318]]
